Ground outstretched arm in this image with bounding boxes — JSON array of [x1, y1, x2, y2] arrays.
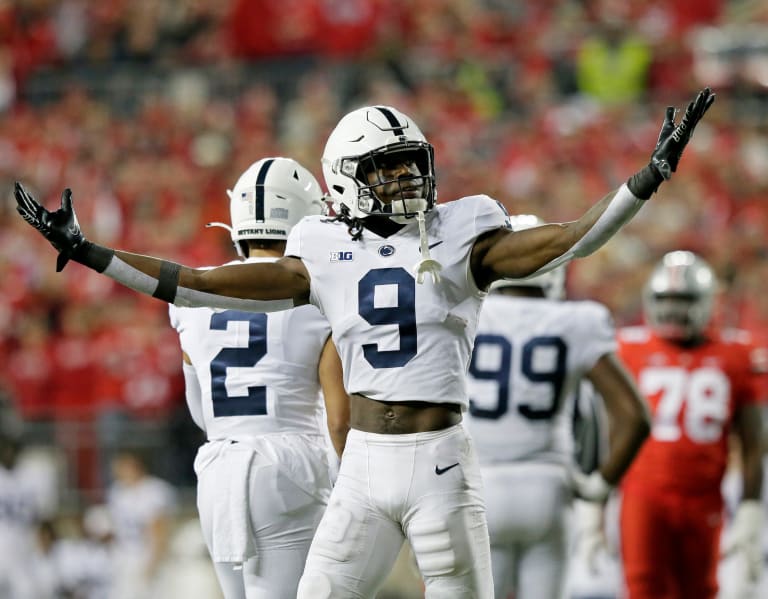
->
[[15, 183, 311, 311], [472, 88, 715, 289]]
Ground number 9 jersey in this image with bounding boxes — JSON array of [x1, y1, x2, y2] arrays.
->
[[286, 194, 510, 408]]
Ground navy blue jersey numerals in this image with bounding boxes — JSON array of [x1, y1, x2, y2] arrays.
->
[[469, 335, 567, 420], [358, 267, 417, 368], [209, 311, 268, 417]]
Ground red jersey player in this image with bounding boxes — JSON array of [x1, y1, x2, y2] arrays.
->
[[617, 251, 766, 599]]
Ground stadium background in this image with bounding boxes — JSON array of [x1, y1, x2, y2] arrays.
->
[[1, 0, 767, 596]]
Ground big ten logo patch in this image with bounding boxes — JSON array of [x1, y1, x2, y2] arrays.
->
[[330, 251, 353, 262]]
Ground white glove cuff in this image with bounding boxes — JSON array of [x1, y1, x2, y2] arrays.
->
[[574, 470, 614, 502]]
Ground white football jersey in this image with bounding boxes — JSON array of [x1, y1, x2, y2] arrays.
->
[[169, 257, 332, 439], [107, 474, 177, 553], [464, 296, 616, 464], [285, 194, 510, 408]]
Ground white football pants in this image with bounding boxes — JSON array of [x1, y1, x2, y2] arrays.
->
[[482, 461, 571, 599], [297, 424, 494, 598]]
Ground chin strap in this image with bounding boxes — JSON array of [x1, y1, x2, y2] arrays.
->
[[413, 210, 442, 284], [206, 221, 244, 258]]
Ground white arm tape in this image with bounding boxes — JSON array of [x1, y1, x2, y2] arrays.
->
[[182, 362, 206, 433], [174, 286, 295, 312], [103, 256, 166, 295], [525, 183, 644, 278], [103, 255, 296, 312]]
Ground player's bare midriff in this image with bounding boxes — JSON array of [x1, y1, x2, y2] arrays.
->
[[350, 394, 462, 434]]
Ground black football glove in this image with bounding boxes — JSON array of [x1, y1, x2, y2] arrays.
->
[[15, 182, 86, 271], [650, 86, 716, 180], [627, 87, 715, 199]]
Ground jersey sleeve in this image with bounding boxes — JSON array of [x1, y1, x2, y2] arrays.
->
[[285, 217, 306, 259], [168, 304, 179, 331], [471, 194, 512, 239], [578, 302, 618, 369]]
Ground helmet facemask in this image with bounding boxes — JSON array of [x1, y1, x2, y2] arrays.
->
[[337, 143, 435, 224], [643, 251, 716, 342], [646, 293, 708, 341]]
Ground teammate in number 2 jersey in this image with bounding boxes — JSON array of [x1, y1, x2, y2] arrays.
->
[[168, 157, 349, 599], [617, 251, 766, 599]]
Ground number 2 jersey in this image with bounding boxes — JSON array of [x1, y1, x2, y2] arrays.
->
[[285, 194, 510, 408], [168, 257, 332, 440], [464, 295, 617, 464], [617, 326, 766, 495]]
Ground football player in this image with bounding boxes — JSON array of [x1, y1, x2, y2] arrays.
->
[[16, 88, 714, 598], [464, 214, 649, 599], [106, 449, 177, 599], [167, 157, 349, 599], [617, 251, 765, 599]]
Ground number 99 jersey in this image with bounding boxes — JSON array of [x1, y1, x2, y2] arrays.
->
[[464, 296, 617, 464], [286, 194, 510, 408], [168, 258, 331, 440]]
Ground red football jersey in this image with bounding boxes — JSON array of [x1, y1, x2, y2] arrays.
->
[[618, 326, 767, 495]]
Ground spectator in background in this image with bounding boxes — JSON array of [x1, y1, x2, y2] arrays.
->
[[0, 401, 58, 599], [617, 251, 766, 599], [106, 448, 176, 599], [575, 16, 652, 105]]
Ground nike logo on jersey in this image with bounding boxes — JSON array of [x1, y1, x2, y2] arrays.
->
[[419, 240, 443, 253], [434, 462, 460, 475]]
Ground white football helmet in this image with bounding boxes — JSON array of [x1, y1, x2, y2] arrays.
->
[[209, 157, 326, 257], [643, 250, 717, 341], [490, 214, 567, 299], [322, 105, 436, 223]]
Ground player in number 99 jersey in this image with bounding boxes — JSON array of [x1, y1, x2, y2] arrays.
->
[[168, 157, 349, 599], [617, 251, 767, 599], [463, 215, 650, 599]]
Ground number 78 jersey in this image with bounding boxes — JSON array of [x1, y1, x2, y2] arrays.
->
[[464, 296, 617, 464], [617, 326, 766, 494], [286, 195, 510, 407]]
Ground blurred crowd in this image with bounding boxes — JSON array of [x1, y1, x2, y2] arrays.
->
[[1, 0, 768, 502]]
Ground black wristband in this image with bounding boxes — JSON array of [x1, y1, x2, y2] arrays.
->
[[72, 241, 115, 273], [152, 260, 181, 303], [626, 164, 665, 200]]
